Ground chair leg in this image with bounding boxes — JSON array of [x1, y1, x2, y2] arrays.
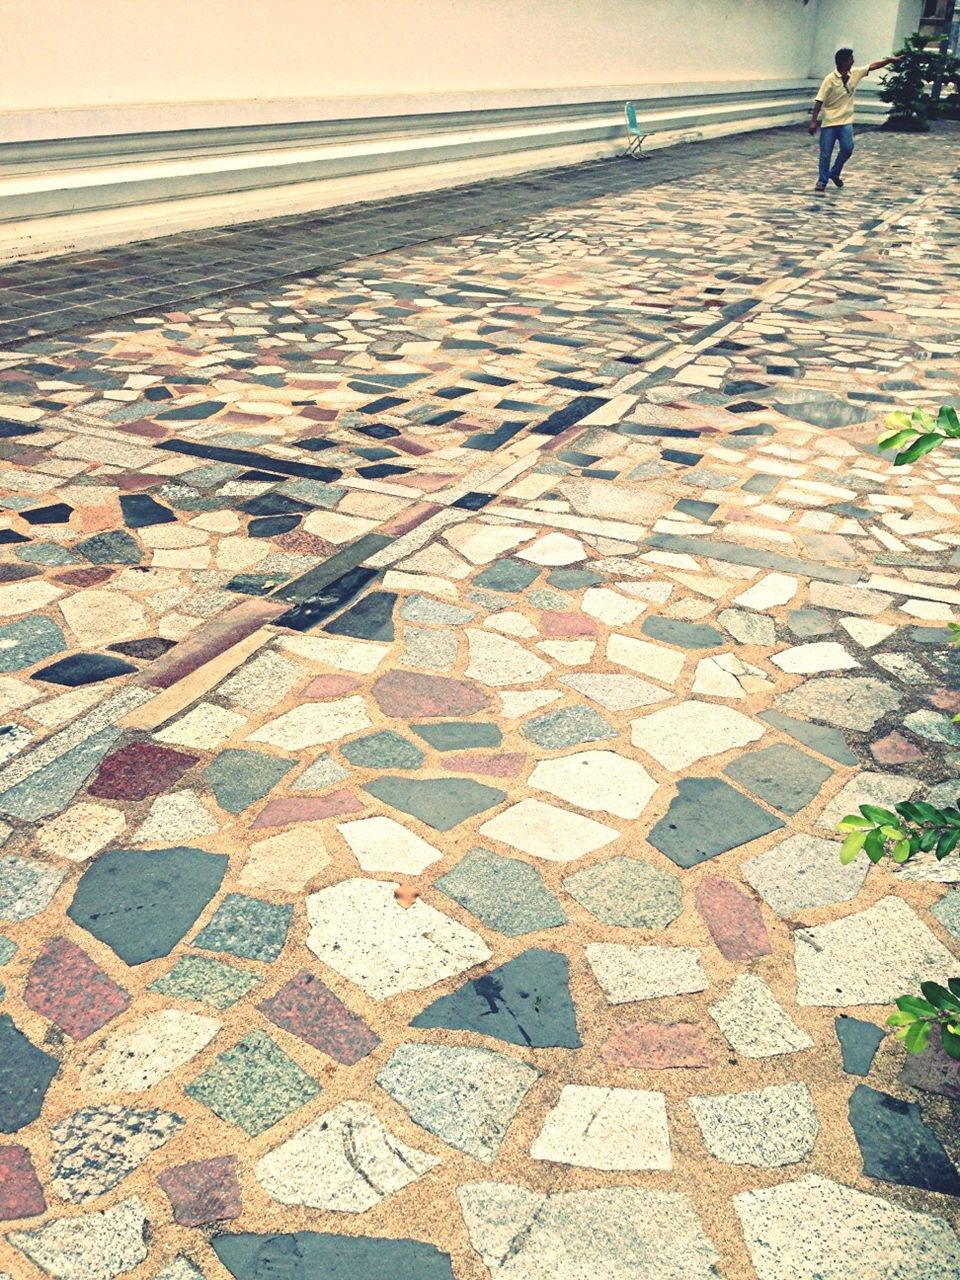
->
[[621, 134, 645, 160]]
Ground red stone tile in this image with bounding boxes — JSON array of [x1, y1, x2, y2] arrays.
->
[[301, 675, 360, 699], [52, 567, 114, 588], [929, 687, 960, 714], [602, 1021, 717, 1070], [372, 670, 490, 718], [300, 406, 338, 421], [870, 731, 924, 766], [541, 611, 598, 637], [252, 790, 364, 828], [442, 752, 527, 777], [158, 1155, 241, 1226], [24, 937, 131, 1040], [0, 1146, 46, 1220], [381, 501, 439, 535], [391, 436, 435, 457], [275, 529, 335, 557], [259, 971, 379, 1064], [118, 420, 170, 439], [115, 472, 166, 492], [139, 598, 286, 690], [695, 877, 771, 962], [88, 743, 198, 801]]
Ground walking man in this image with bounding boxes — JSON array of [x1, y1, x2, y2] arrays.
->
[[808, 48, 900, 194]]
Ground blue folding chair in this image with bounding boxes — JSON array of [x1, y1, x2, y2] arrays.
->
[[623, 102, 647, 159]]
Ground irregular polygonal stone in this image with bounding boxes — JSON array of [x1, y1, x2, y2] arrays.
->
[[458, 1183, 720, 1280], [836, 1016, 885, 1077], [306, 879, 490, 1000], [377, 1043, 539, 1162], [479, 799, 618, 861], [689, 1083, 818, 1167], [648, 777, 783, 869], [0, 1014, 59, 1133], [259, 971, 379, 1065], [185, 1031, 319, 1136], [213, 1232, 455, 1280], [607, 634, 686, 684], [364, 776, 506, 831], [149, 956, 259, 1010], [255, 1101, 438, 1212], [435, 848, 567, 936], [517, 533, 586, 565], [337, 815, 442, 874], [7, 1196, 150, 1280], [530, 751, 657, 820], [372, 669, 490, 717], [51, 1104, 184, 1202], [601, 1021, 717, 1070], [725, 744, 833, 815], [694, 877, 771, 961], [24, 938, 131, 1040], [68, 846, 227, 965], [0, 854, 64, 922], [734, 573, 797, 611], [772, 642, 858, 674], [816, 771, 917, 831], [564, 858, 681, 929], [247, 696, 371, 750], [411, 949, 581, 1048], [630, 701, 763, 771], [776, 677, 901, 731], [560, 672, 670, 711], [733, 1174, 960, 1280], [718, 608, 776, 647], [692, 652, 772, 699], [709, 975, 813, 1058], [848, 1085, 960, 1195], [741, 833, 869, 916], [586, 945, 708, 1004], [795, 897, 957, 1007], [466, 630, 551, 686], [521, 705, 616, 749], [79, 1010, 220, 1094], [531, 1085, 671, 1170]]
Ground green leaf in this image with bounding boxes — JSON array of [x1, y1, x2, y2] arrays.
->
[[911, 408, 933, 425], [947, 978, 960, 998], [895, 433, 945, 464], [895, 995, 937, 1017], [935, 828, 960, 861], [839, 831, 867, 865], [864, 828, 887, 863], [859, 805, 898, 825], [878, 428, 917, 450], [891, 840, 913, 864], [895, 802, 926, 824], [880, 825, 905, 841], [938, 405, 960, 437], [911, 802, 947, 823], [887, 1011, 916, 1027], [884, 411, 911, 430], [920, 982, 960, 1012], [918, 827, 941, 853], [837, 815, 873, 831], [905, 1020, 932, 1054], [941, 1025, 960, 1061]]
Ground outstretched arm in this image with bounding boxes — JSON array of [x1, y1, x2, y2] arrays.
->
[[868, 55, 901, 72]]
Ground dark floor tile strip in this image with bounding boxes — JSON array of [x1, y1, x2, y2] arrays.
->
[[154, 439, 342, 482], [643, 533, 861, 584], [270, 534, 391, 604]]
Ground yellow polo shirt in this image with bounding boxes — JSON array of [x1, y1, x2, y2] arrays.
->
[[816, 66, 870, 126]]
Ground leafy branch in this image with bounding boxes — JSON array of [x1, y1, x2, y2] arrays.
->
[[889, 980, 960, 1060], [878, 404, 960, 466], [838, 799, 960, 866]]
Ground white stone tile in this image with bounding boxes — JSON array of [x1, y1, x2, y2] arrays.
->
[[689, 1083, 818, 1166], [529, 750, 657, 820], [480, 799, 619, 862], [531, 1085, 671, 1170], [248, 696, 371, 751], [586, 944, 708, 1003], [630, 701, 763, 771], [337, 816, 442, 875], [710, 975, 813, 1058]]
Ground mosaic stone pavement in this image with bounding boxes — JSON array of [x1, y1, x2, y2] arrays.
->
[[0, 125, 959, 1280]]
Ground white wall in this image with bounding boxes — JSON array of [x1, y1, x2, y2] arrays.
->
[[811, 0, 922, 76], [4, 0, 820, 113]]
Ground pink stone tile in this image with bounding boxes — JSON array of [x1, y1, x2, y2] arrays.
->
[[0, 1146, 46, 1220], [601, 1021, 717, 1069], [541, 611, 598, 637], [115, 472, 166, 491], [929, 687, 960, 714], [381, 501, 440, 536], [871, 731, 924, 766], [372, 670, 490, 718], [301, 675, 359, 699], [24, 938, 131, 1040], [88, 743, 198, 801], [442, 752, 527, 777], [259, 970, 379, 1064], [53, 567, 114, 588], [158, 1155, 241, 1226], [393, 472, 458, 492], [139, 598, 286, 690], [253, 790, 363, 828], [117, 420, 169, 439], [695, 876, 771, 962], [391, 436, 435, 457]]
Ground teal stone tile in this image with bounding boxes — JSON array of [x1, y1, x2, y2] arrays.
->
[[363, 777, 506, 831], [436, 848, 566, 936], [341, 731, 424, 769], [521, 705, 615, 749], [931, 891, 960, 941], [474, 559, 540, 593], [203, 749, 294, 813], [291, 755, 350, 792], [0, 617, 65, 674], [758, 709, 857, 766], [185, 1031, 319, 1135], [193, 894, 292, 963], [214, 1232, 455, 1280], [547, 569, 602, 589], [724, 744, 834, 816], [412, 722, 502, 752], [149, 955, 260, 1009], [0, 936, 16, 965], [0, 726, 120, 822], [528, 589, 570, 610], [76, 530, 142, 565], [642, 617, 725, 648], [17, 543, 79, 566], [563, 857, 682, 929]]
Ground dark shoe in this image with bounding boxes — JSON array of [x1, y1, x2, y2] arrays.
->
[[831, 176, 844, 188], [814, 183, 827, 194]]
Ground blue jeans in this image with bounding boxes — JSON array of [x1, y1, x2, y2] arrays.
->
[[819, 124, 854, 185]]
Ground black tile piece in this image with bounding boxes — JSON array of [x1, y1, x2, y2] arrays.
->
[[618, 423, 702, 439], [109, 637, 176, 661], [22, 503, 73, 525], [0, 1014, 59, 1134], [68, 846, 229, 966], [273, 566, 379, 631], [226, 573, 285, 596], [531, 395, 607, 436], [119, 493, 176, 529], [155, 439, 342, 483], [31, 652, 137, 687], [357, 463, 412, 479], [835, 1017, 885, 1077], [462, 420, 528, 451], [237, 469, 289, 483], [272, 533, 390, 604], [724, 380, 768, 395], [0, 530, 29, 544], [847, 1084, 960, 1196], [356, 423, 401, 439], [0, 421, 41, 438], [239, 493, 313, 517], [581, 468, 618, 479], [143, 386, 173, 401], [674, 498, 717, 522], [155, 400, 224, 421], [325, 590, 396, 642], [452, 492, 495, 511], [248, 515, 301, 538], [298, 436, 337, 451], [661, 449, 702, 466], [725, 400, 768, 414], [557, 450, 601, 467], [0, 563, 39, 581]]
